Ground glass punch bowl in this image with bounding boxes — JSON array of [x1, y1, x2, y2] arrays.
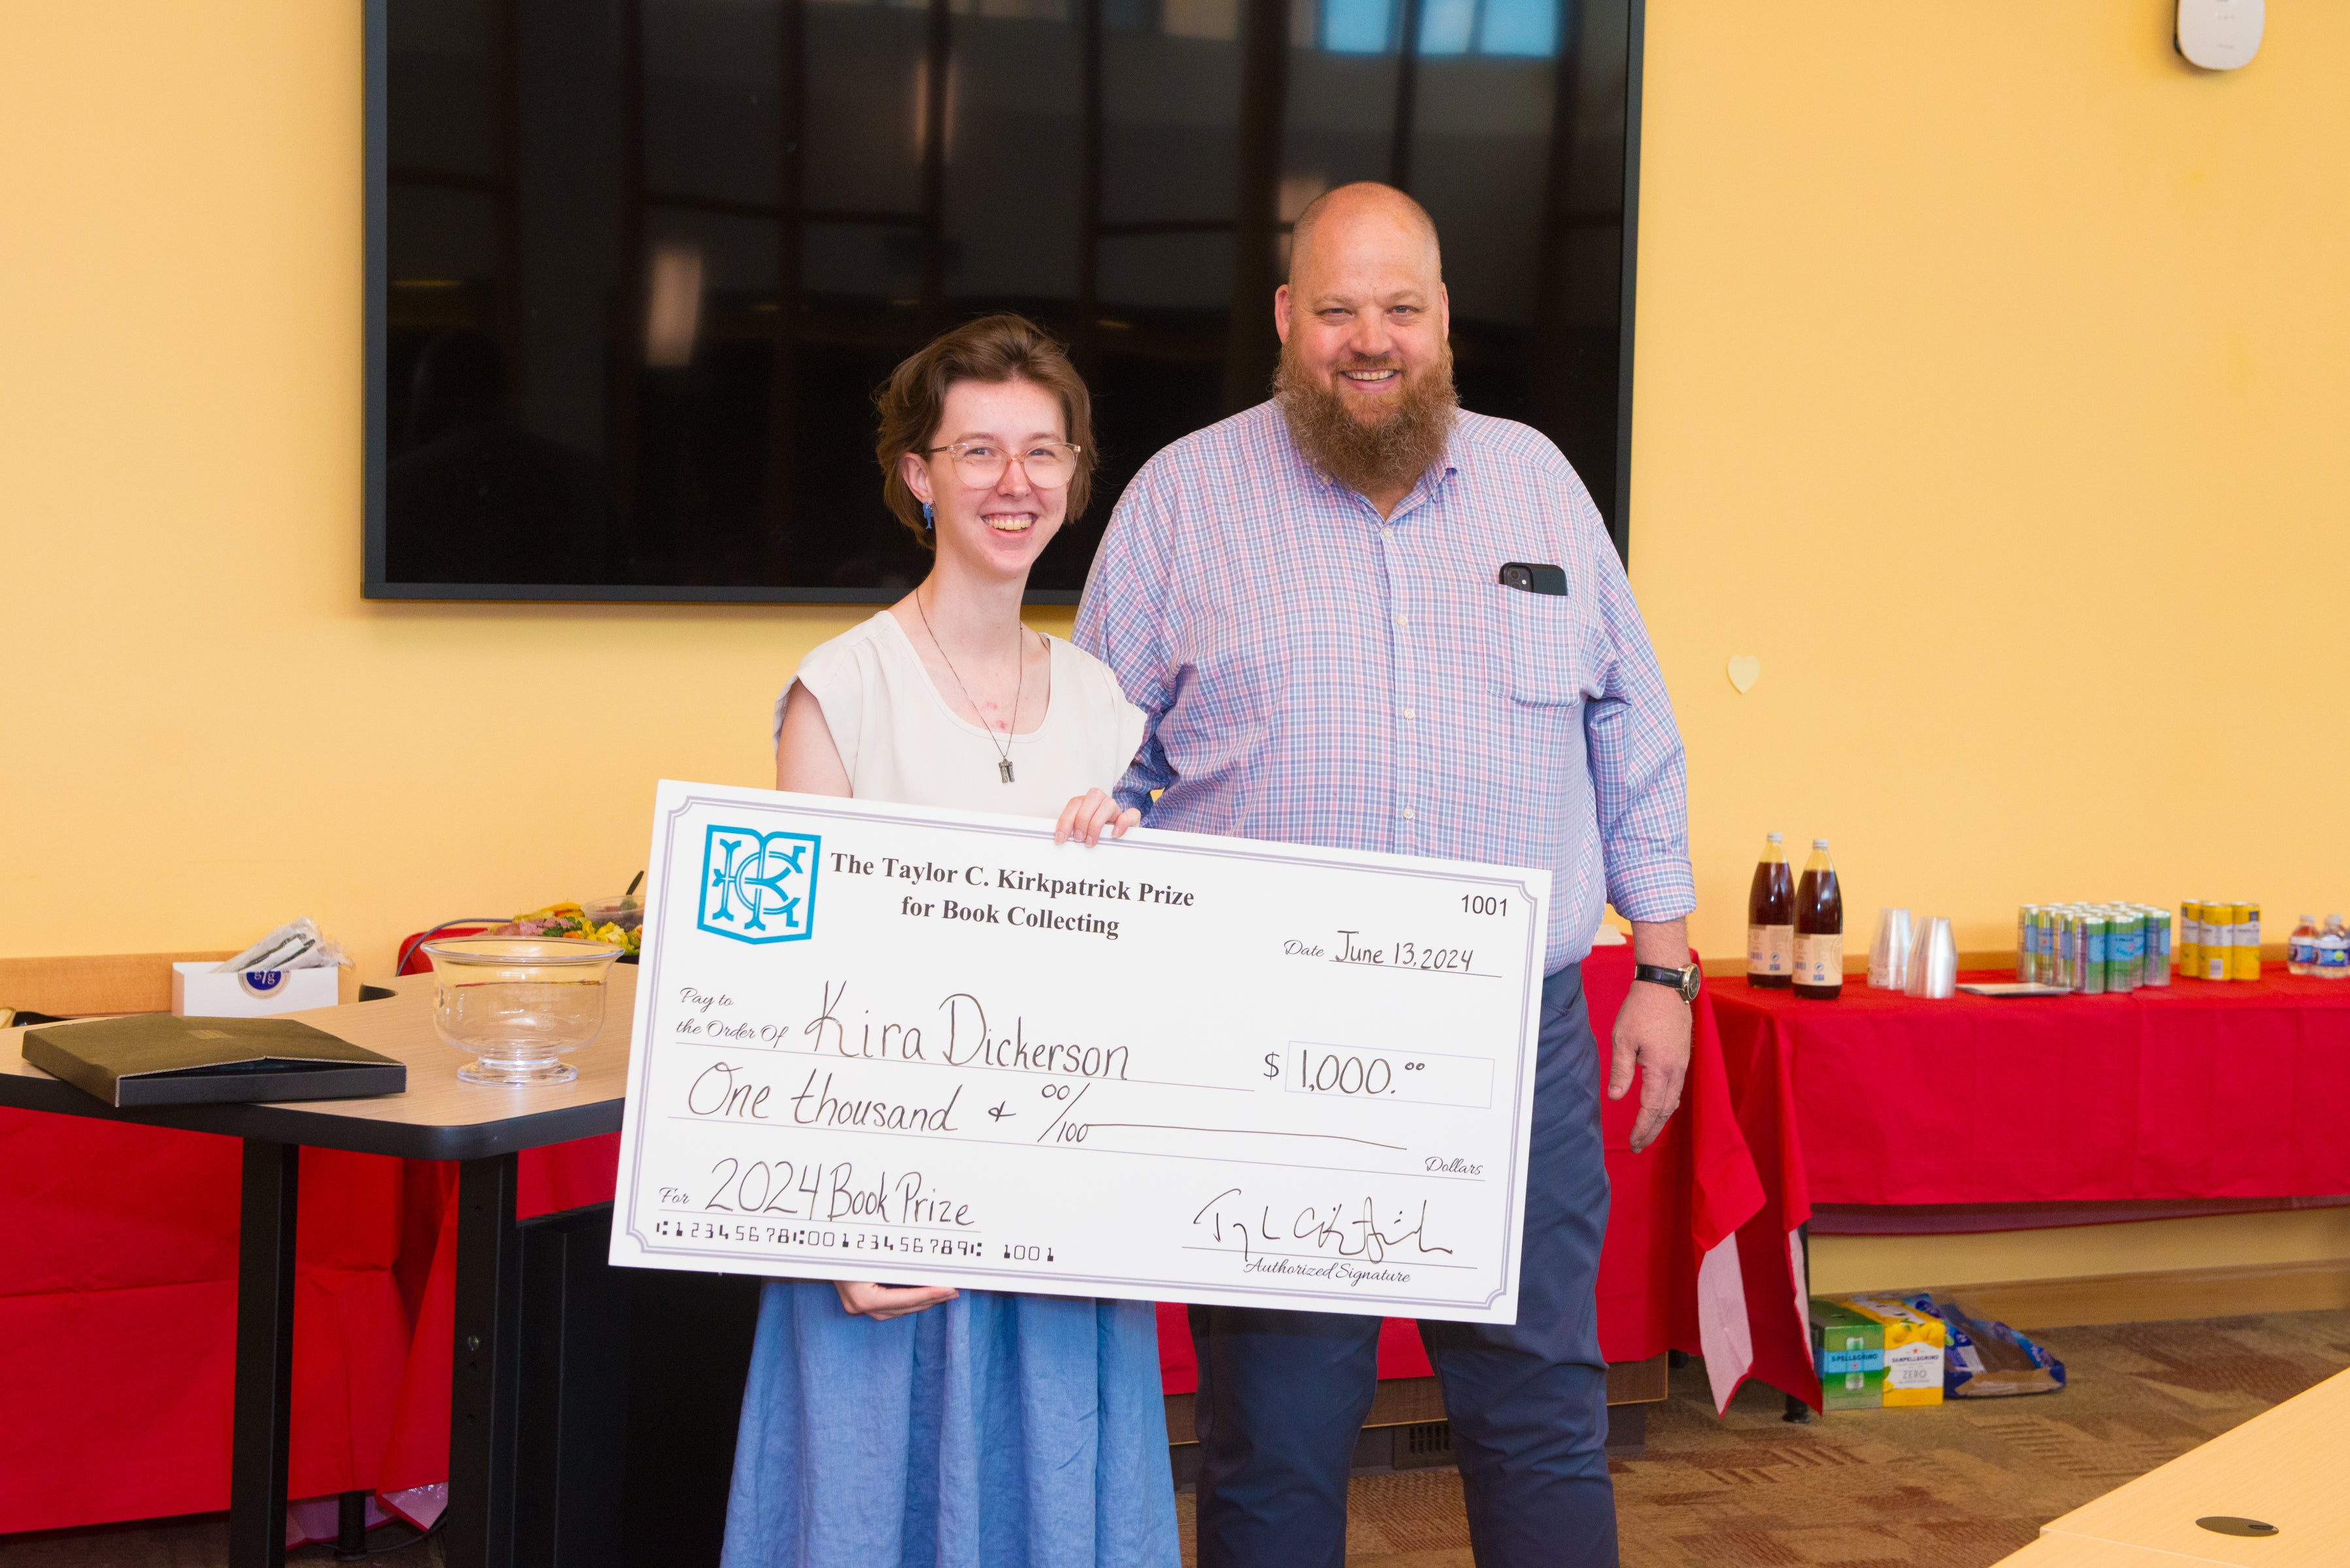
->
[[420, 936, 624, 1086]]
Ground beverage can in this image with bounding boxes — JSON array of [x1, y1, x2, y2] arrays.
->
[[2202, 904, 2232, 982], [2179, 900, 2201, 980], [2081, 915, 2107, 994], [2055, 909, 2076, 989], [2108, 909, 2139, 994], [2143, 905, 2171, 986], [2234, 902, 2261, 981]]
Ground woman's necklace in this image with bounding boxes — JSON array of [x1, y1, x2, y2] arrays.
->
[[913, 587, 1026, 784]]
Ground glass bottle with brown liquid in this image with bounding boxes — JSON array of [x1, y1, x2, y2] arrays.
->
[[1746, 833, 1794, 987], [1793, 839, 1844, 999]]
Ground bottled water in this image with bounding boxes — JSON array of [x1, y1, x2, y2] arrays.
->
[[2315, 915, 2350, 981], [2289, 915, 2320, 976]]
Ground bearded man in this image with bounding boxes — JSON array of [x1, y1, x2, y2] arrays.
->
[[1075, 182, 1696, 1568]]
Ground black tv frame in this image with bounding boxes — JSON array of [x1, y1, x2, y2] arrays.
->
[[361, 0, 1646, 604]]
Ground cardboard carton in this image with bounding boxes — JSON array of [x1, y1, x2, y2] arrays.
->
[[1810, 1297, 1887, 1410], [1811, 1292, 1948, 1409]]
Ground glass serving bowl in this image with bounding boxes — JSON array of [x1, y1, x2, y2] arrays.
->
[[419, 936, 625, 1086]]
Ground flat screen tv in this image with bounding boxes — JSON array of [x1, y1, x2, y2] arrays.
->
[[367, 0, 1643, 602]]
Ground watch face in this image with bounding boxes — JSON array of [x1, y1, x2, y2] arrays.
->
[[1680, 966, 1702, 1001]]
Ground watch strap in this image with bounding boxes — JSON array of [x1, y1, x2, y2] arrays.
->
[[1633, 962, 1700, 1002]]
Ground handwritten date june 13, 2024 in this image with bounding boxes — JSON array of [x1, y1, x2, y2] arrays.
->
[[1283, 930, 1478, 975]]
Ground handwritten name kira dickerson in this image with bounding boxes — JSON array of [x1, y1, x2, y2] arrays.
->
[[676, 983, 1132, 1080], [678, 985, 1129, 1134]]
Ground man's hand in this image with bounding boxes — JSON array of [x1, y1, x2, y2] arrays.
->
[[1607, 917, 1693, 1152]]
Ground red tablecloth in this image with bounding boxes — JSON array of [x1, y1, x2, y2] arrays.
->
[[1, 949, 1825, 1535], [1709, 967, 2350, 1206], [0, 1113, 612, 1536], [0, 1116, 413, 1534]]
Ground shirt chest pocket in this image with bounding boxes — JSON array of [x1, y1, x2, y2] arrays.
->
[[1493, 586, 1596, 707]]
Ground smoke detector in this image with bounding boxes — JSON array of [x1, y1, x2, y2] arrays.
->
[[2177, 0, 2264, 70]]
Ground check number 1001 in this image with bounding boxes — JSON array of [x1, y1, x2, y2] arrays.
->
[[1266, 1042, 1493, 1110]]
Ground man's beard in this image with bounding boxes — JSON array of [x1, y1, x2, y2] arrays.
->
[[1274, 338, 1459, 498]]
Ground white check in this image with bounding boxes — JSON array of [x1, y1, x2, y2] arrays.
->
[[610, 780, 1550, 1323]]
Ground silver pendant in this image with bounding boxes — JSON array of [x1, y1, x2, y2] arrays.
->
[[999, 759, 1016, 784]]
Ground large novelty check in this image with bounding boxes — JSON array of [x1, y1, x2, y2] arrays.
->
[[610, 781, 1551, 1323]]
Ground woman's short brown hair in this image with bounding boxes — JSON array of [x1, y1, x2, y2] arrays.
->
[[874, 314, 1097, 551]]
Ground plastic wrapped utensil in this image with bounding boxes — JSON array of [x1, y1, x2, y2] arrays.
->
[[215, 918, 348, 973]]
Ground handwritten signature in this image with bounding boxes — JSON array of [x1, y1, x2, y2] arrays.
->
[[1191, 1187, 1455, 1266]]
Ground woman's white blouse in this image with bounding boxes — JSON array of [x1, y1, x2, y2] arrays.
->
[[777, 611, 1146, 816]]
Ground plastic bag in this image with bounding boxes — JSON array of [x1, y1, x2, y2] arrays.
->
[[215, 917, 348, 973], [1904, 1292, 2066, 1397]]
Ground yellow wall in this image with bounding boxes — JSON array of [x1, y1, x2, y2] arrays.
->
[[3, 0, 2347, 986], [1634, 1, 2350, 958]]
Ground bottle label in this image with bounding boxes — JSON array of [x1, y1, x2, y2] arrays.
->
[[1793, 932, 1843, 988], [1748, 924, 1793, 977]]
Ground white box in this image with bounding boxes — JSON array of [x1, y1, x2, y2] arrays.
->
[[172, 962, 342, 1019]]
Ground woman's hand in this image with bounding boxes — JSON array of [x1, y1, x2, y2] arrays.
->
[[1054, 787, 1141, 847], [834, 1281, 958, 1320]]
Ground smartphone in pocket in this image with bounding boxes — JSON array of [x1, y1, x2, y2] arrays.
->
[[1497, 562, 1567, 596]]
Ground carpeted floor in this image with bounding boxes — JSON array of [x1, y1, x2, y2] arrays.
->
[[12, 1308, 2349, 1567], [1233, 1304, 2350, 1568]]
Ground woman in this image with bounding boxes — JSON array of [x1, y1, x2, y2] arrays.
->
[[723, 315, 1176, 1568]]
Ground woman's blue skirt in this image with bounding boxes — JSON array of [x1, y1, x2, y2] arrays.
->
[[720, 1281, 1181, 1568]]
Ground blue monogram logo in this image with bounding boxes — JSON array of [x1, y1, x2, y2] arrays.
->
[[698, 826, 821, 945], [238, 970, 286, 997]]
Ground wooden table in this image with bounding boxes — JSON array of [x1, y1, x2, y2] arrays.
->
[[1, 968, 637, 1568], [1998, 1364, 2350, 1565], [1995, 1541, 2210, 1566]]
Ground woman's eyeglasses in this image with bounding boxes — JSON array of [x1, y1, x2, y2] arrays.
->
[[922, 440, 1082, 488]]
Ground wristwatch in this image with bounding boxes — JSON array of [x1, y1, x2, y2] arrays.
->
[[1633, 962, 1702, 1003]]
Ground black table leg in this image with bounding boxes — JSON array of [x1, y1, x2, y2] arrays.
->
[[229, 1139, 300, 1568], [335, 1488, 370, 1558], [446, 1152, 523, 1568]]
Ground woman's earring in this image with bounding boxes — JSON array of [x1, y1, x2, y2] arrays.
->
[[921, 502, 934, 530]]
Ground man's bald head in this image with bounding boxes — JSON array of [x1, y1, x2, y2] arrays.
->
[[1272, 181, 1455, 509], [1286, 182, 1441, 287]]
